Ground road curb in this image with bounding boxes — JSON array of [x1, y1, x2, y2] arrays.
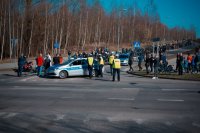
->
[[127, 71, 200, 81]]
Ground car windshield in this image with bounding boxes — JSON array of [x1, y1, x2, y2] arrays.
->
[[61, 60, 73, 65], [119, 55, 128, 58]]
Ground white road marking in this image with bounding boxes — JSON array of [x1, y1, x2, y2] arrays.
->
[[162, 89, 187, 91], [13, 86, 20, 88], [4, 113, 18, 118], [122, 88, 134, 90], [55, 114, 65, 120], [192, 122, 200, 128], [157, 99, 184, 102], [107, 98, 135, 101], [135, 119, 144, 124], [0, 112, 7, 117], [165, 121, 173, 126], [20, 76, 37, 82]]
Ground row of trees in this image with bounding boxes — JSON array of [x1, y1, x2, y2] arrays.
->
[[0, 0, 196, 60]]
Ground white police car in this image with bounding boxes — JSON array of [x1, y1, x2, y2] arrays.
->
[[47, 58, 103, 79], [119, 54, 129, 66]]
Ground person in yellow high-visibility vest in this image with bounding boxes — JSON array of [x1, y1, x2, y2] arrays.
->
[[87, 54, 94, 78], [98, 55, 104, 77], [112, 54, 121, 81], [109, 53, 115, 75]]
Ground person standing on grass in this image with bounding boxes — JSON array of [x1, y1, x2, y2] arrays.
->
[[18, 54, 26, 77], [183, 57, 188, 73], [177, 53, 183, 75], [152, 55, 159, 79], [36, 53, 44, 77], [145, 53, 150, 74], [187, 53, 192, 73], [149, 54, 154, 72]]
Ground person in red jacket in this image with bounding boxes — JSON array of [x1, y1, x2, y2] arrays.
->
[[59, 54, 63, 64], [36, 53, 44, 76]]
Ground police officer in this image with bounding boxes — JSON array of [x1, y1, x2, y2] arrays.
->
[[87, 54, 94, 78], [109, 53, 114, 75], [98, 54, 104, 77], [112, 54, 121, 82], [18, 54, 26, 77]]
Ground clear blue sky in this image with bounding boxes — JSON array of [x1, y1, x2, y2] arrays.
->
[[97, 0, 200, 38]]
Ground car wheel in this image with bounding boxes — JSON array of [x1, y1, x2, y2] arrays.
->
[[59, 71, 68, 79]]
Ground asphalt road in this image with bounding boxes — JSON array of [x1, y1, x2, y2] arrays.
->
[[0, 66, 200, 133]]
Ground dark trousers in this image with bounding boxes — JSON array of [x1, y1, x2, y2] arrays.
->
[[110, 64, 113, 75], [188, 63, 192, 72], [138, 62, 142, 71], [99, 65, 103, 77], [129, 64, 133, 71], [150, 63, 153, 72], [145, 63, 149, 74], [37, 66, 43, 76], [113, 68, 120, 81], [154, 67, 158, 77], [178, 66, 183, 75], [18, 65, 23, 77], [88, 65, 93, 78]]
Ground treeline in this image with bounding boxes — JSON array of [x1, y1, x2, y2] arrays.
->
[[0, 0, 196, 60]]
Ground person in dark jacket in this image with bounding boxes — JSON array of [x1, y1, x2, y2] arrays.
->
[[18, 54, 26, 77], [177, 53, 183, 75], [128, 55, 134, 72], [53, 54, 60, 65], [145, 53, 150, 74], [149, 54, 154, 72], [152, 55, 159, 79], [44, 54, 51, 76]]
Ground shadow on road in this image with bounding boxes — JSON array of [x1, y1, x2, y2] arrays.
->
[[2, 74, 18, 77], [94, 78, 111, 82]]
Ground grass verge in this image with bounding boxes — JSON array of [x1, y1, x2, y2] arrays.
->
[[128, 70, 200, 81]]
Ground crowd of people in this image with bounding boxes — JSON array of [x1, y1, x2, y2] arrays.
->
[[17, 45, 200, 80], [176, 52, 200, 75]]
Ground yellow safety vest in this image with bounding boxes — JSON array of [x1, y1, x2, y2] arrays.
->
[[88, 57, 94, 66], [109, 55, 114, 64], [99, 57, 104, 65], [112, 59, 121, 69]]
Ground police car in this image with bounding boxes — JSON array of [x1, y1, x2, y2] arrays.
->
[[47, 58, 103, 79], [119, 54, 129, 66]]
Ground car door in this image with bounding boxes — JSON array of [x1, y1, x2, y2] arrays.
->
[[68, 60, 83, 76]]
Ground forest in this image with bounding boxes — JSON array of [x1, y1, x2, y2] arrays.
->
[[0, 0, 196, 60]]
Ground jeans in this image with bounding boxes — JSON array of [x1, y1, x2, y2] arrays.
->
[[113, 68, 120, 81], [37, 66, 43, 76]]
